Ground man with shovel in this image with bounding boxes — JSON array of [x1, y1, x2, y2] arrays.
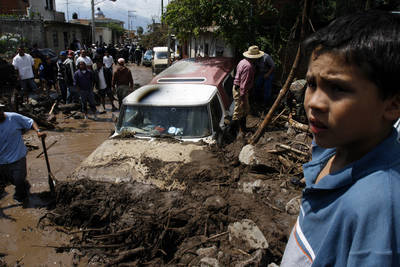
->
[[0, 103, 46, 202]]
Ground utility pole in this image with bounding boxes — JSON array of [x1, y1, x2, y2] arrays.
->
[[91, 0, 96, 44], [66, 0, 69, 22], [161, 0, 163, 22], [128, 10, 136, 41]]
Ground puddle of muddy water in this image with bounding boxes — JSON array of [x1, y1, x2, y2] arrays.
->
[[1, 108, 116, 266]]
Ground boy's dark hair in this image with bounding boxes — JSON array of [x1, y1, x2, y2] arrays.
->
[[304, 11, 400, 99]]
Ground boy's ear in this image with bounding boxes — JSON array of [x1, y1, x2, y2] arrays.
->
[[384, 94, 400, 121]]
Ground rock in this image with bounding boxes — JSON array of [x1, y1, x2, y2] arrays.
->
[[268, 263, 279, 267], [286, 126, 296, 136], [239, 145, 279, 172], [295, 132, 309, 142], [204, 196, 227, 211], [235, 249, 267, 267], [196, 246, 217, 257], [285, 196, 301, 215], [228, 219, 268, 252], [239, 144, 256, 165], [200, 257, 220, 267], [28, 98, 38, 106], [240, 179, 262, 194]]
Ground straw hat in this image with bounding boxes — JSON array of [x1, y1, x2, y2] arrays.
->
[[243, 45, 264, 59]]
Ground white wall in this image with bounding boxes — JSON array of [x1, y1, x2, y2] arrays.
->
[[29, 0, 63, 21], [189, 32, 234, 58]]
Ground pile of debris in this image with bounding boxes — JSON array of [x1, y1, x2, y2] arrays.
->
[[38, 105, 312, 266]]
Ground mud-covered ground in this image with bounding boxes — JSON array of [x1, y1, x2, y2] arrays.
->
[[36, 114, 310, 266], [0, 63, 311, 266]]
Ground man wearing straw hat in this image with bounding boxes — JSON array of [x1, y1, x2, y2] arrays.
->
[[232, 45, 264, 137]]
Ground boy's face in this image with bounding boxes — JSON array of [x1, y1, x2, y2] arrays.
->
[[304, 52, 400, 151]]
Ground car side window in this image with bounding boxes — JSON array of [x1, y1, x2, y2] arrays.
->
[[210, 94, 223, 132]]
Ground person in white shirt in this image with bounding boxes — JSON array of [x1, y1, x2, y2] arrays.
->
[[12, 47, 38, 100], [75, 50, 93, 70], [103, 50, 114, 70], [94, 60, 117, 112]]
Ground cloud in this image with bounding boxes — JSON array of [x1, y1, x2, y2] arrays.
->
[[55, 0, 166, 29]]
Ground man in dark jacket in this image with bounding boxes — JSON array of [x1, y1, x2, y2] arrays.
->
[[94, 60, 117, 112], [112, 58, 134, 109], [56, 51, 68, 103], [74, 61, 97, 120], [64, 51, 79, 103], [39, 56, 56, 95]]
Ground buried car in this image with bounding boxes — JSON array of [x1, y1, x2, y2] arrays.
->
[[72, 57, 235, 189]]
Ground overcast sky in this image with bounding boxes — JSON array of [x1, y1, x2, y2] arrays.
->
[[55, 0, 170, 30]]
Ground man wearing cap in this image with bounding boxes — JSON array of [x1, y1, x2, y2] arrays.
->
[[12, 47, 38, 101], [0, 104, 46, 202], [74, 61, 98, 120], [56, 51, 68, 102], [112, 58, 134, 109], [232, 45, 264, 136]]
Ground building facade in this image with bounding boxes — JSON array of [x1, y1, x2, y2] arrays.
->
[[70, 8, 124, 45]]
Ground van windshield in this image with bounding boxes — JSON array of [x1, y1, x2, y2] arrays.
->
[[155, 51, 168, 59], [117, 105, 211, 138]]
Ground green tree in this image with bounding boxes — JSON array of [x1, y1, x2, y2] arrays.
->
[[164, 0, 281, 55], [137, 26, 144, 36], [106, 23, 124, 38], [139, 22, 169, 49]]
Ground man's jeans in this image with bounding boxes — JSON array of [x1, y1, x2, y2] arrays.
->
[[0, 157, 29, 200], [79, 90, 97, 114], [58, 80, 67, 102], [255, 73, 274, 105], [66, 86, 79, 104], [20, 78, 38, 93]]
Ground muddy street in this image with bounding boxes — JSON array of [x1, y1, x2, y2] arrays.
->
[[1, 61, 308, 266], [0, 64, 153, 266]]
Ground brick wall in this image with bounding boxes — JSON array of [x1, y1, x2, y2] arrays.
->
[[0, 0, 28, 16]]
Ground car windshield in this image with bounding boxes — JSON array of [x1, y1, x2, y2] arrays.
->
[[155, 51, 168, 59], [117, 105, 211, 138], [145, 50, 152, 56]]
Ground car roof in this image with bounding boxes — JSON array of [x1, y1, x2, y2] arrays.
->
[[123, 84, 217, 106], [150, 57, 234, 87]]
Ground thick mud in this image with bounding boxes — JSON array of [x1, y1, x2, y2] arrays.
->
[[0, 64, 153, 266], [0, 64, 310, 266]]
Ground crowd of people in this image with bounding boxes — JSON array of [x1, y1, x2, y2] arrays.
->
[[11, 42, 143, 119]]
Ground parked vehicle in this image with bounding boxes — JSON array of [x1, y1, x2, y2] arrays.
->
[[152, 47, 171, 75], [142, 50, 153, 67], [72, 57, 235, 188]]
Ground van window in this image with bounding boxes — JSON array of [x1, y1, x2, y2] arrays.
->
[[156, 51, 168, 59], [210, 94, 223, 132]]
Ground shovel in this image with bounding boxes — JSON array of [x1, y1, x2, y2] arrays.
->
[[41, 136, 56, 195]]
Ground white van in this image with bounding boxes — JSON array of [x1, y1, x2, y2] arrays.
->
[[152, 47, 170, 75]]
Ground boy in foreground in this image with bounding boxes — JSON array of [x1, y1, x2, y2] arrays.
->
[[281, 11, 400, 266]]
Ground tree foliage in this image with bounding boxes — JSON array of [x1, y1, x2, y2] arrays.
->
[[164, 0, 280, 53], [139, 22, 168, 50], [106, 23, 124, 38]]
